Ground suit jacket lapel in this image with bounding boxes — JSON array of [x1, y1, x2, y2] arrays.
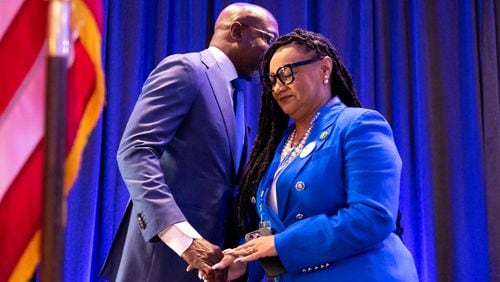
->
[[200, 50, 239, 175]]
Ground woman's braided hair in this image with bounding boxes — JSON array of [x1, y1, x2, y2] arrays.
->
[[236, 28, 362, 233]]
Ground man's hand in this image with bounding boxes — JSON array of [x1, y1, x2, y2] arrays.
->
[[181, 238, 227, 281], [212, 249, 247, 280]]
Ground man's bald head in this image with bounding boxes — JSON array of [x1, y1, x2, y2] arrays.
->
[[209, 3, 278, 79], [213, 3, 276, 32]]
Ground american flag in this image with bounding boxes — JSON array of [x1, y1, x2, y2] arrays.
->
[[0, 0, 105, 280]]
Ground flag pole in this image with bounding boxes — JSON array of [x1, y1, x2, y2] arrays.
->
[[42, 0, 70, 281]]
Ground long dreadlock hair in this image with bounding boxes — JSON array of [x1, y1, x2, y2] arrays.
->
[[236, 28, 363, 233]]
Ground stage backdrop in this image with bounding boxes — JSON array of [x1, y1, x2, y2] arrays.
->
[[63, 0, 499, 281]]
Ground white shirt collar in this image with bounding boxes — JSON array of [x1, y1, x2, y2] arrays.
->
[[208, 46, 238, 83]]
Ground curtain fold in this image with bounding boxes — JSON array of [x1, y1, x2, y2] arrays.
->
[[480, 1, 500, 281]]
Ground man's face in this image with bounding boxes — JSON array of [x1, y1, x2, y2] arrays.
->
[[237, 17, 278, 79]]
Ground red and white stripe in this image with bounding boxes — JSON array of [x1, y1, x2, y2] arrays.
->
[[0, 0, 24, 42], [0, 45, 46, 201], [0, 0, 48, 280]]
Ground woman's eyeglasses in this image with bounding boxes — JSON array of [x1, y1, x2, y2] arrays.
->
[[262, 57, 322, 89]]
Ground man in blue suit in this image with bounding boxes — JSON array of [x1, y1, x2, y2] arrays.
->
[[100, 3, 278, 281]]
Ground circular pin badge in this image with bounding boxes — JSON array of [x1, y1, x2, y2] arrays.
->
[[300, 141, 316, 158], [320, 131, 328, 140]]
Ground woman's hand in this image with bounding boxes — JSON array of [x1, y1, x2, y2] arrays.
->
[[193, 248, 248, 281], [194, 236, 278, 281], [226, 235, 277, 263]]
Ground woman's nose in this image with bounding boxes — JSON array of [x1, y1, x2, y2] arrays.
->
[[272, 79, 286, 93]]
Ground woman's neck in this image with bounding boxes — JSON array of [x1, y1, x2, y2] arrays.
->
[[292, 124, 309, 146], [292, 112, 321, 146], [293, 103, 327, 140]]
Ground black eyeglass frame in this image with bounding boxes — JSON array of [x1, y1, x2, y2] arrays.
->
[[262, 57, 323, 89], [237, 21, 276, 44]]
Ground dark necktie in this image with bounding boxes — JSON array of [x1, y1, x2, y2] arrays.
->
[[231, 78, 246, 174]]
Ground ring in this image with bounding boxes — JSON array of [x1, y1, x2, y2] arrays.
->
[[248, 247, 254, 254]]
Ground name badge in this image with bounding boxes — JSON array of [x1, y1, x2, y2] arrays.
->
[[300, 142, 316, 158]]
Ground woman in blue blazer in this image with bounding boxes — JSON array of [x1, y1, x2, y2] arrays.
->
[[213, 29, 418, 282]]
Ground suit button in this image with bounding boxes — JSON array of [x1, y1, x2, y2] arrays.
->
[[296, 213, 304, 220], [136, 213, 147, 230], [295, 181, 305, 191]]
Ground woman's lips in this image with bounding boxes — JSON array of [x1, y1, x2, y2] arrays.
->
[[278, 94, 293, 103]]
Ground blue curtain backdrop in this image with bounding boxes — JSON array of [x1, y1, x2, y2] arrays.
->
[[63, 0, 500, 281]]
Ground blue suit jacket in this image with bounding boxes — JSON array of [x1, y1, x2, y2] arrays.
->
[[101, 49, 242, 281], [253, 100, 418, 281]]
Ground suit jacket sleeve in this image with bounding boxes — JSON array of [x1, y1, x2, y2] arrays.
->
[[274, 110, 402, 272], [117, 54, 199, 241]]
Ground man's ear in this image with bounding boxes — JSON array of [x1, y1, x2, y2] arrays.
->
[[229, 22, 243, 41]]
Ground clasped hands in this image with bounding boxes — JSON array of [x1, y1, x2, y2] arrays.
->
[[183, 236, 277, 282]]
